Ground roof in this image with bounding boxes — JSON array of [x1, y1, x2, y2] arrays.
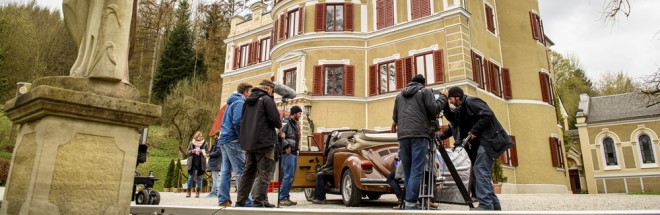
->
[[586, 92, 660, 123]]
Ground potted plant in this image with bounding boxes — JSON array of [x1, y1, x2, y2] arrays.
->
[[491, 159, 508, 194], [173, 158, 182, 192], [163, 159, 175, 192]]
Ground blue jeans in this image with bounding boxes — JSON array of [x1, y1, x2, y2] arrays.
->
[[398, 138, 428, 207], [474, 145, 500, 209], [218, 142, 246, 204], [279, 154, 297, 200], [187, 168, 203, 189], [207, 170, 219, 197], [315, 172, 333, 200]]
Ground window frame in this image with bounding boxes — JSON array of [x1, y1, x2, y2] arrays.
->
[[259, 37, 271, 62], [637, 133, 658, 168], [601, 136, 621, 170], [555, 138, 565, 169], [239, 44, 249, 68], [324, 64, 345, 96], [472, 52, 485, 89], [283, 68, 297, 91], [325, 4, 345, 32], [413, 51, 435, 86], [286, 9, 300, 39], [484, 2, 497, 35], [377, 60, 397, 94]]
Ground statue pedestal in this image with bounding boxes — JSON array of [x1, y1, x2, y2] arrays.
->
[[1, 77, 160, 215]]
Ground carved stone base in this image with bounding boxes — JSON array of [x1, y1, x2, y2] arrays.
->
[[1, 79, 160, 215]]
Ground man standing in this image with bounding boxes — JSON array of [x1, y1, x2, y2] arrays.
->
[[278, 105, 302, 206], [236, 80, 282, 208], [206, 130, 222, 198], [392, 74, 447, 210], [217, 83, 252, 207], [443, 86, 513, 211]]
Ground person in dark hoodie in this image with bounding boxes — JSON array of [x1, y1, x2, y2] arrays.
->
[[442, 86, 513, 211], [236, 80, 282, 208], [217, 83, 252, 207], [392, 74, 448, 210]]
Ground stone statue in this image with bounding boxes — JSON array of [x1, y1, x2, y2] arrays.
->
[[63, 0, 134, 83]]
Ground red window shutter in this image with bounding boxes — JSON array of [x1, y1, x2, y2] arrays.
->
[[271, 23, 277, 46], [315, 3, 325, 32], [377, 0, 384, 29], [233, 47, 240, 69], [485, 4, 495, 33], [313, 65, 324, 96], [433, 50, 444, 84], [549, 137, 559, 167], [345, 3, 354, 31], [529, 12, 537, 40], [395, 59, 405, 90], [299, 6, 305, 34], [248, 43, 253, 65], [251, 42, 256, 65], [483, 59, 491, 92], [498, 152, 507, 165], [411, 0, 420, 20], [386, 0, 394, 27], [502, 68, 512, 99], [279, 14, 286, 40], [471, 51, 480, 87], [420, 0, 431, 17], [345, 65, 355, 96], [369, 65, 378, 96], [510, 136, 518, 167], [256, 41, 261, 62], [404, 57, 414, 83], [539, 19, 546, 44], [539, 72, 549, 103]]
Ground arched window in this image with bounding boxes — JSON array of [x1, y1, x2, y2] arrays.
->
[[639, 134, 655, 164], [603, 137, 618, 166]]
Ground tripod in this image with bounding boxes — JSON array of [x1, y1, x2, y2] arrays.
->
[[417, 121, 475, 210]]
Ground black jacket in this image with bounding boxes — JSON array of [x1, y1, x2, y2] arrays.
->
[[443, 95, 513, 160], [321, 139, 347, 175], [280, 116, 299, 155], [207, 139, 222, 171], [392, 82, 447, 140], [239, 88, 282, 151]]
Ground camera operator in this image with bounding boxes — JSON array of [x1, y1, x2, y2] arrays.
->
[[442, 87, 513, 211], [392, 74, 447, 210]]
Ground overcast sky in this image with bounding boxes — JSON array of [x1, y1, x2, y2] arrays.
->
[[4, 0, 659, 82]]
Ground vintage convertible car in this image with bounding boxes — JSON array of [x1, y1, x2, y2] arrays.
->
[[292, 129, 400, 206]]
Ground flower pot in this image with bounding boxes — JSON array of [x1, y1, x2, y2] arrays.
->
[[163, 188, 170, 192], [493, 183, 502, 194], [173, 188, 179, 193]]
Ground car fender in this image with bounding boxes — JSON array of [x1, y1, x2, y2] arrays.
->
[[340, 154, 368, 190]]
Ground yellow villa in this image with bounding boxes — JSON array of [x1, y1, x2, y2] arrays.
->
[[220, 0, 570, 193]]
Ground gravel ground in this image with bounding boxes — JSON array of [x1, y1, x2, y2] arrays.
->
[[148, 190, 660, 211]]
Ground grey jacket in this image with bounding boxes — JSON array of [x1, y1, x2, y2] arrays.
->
[[186, 140, 208, 172], [320, 139, 347, 175], [392, 82, 447, 140], [280, 116, 300, 155]]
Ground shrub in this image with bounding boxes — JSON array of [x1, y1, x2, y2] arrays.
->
[[174, 158, 182, 188], [491, 159, 507, 184], [0, 158, 10, 185], [164, 159, 174, 188]]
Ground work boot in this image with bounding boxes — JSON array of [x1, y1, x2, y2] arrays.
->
[[186, 189, 191, 198], [195, 188, 200, 198], [311, 199, 327, 204], [280, 198, 297, 206], [494, 204, 502, 211], [218, 200, 232, 207]]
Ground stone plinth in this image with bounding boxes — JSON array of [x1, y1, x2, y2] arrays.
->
[[1, 77, 161, 215]]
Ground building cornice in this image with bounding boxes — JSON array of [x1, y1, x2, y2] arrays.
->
[[582, 116, 660, 128], [224, 24, 274, 44], [221, 61, 272, 78]]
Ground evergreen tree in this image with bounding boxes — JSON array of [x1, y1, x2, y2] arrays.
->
[[152, 0, 206, 102], [164, 159, 175, 189], [174, 158, 182, 189]]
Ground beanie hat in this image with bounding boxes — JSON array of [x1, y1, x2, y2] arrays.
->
[[411, 74, 425, 85], [290, 105, 302, 115], [448, 86, 464, 98]]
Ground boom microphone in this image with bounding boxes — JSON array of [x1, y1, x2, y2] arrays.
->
[[273, 82, 297, 100]]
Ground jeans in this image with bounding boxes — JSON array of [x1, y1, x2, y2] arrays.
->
[[207, 170, 219, 197], [187, 168, 203, 190], [474, 145, 500, 209], [398, 138, 428, 207], [217, 142, 246, 204], [387, 169, 402, 202], [278, 154, 297, 200], [315, 172, 334, 200], [236, 148, 275, 207]]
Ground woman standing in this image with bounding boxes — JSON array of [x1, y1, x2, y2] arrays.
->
[[186, 131, 208, 198]]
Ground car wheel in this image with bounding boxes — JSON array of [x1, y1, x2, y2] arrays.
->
[[135, 189, 149, 205], [149, 190, 161, 205], [341, 170, 362, 207], [367, 193, 382, 200], [304, 188, 315, 201]]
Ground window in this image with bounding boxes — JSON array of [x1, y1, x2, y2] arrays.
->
[[283, 69, 296, 91], [549, 137, 565, 169], [529, 12, 545, 43], [484, 4, 496, 34], [287, 9, 300, 38], [279, 7, 303, 41], [603, 137, 618, 166], [313, 64, 355, 96], [471, 51, 484, 89], [326, 4, 344, 31], [490, 63, 502, 97], [414, 52, 435, 85], [411, 0, 431, 20], [259, 37, 271, 62], [639, 134, 656, 164], [376, 0, 394, 30], [539, 72, 555, 105], [240, 44, 249, 68], [499, 136, 518, 166], [378, 61, 396, 94]]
